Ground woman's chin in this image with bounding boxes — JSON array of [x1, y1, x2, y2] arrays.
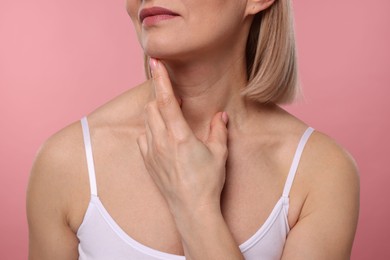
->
[[142, 38, 199, 58], [143, 46, 171, 58], [144, 48, 190, 62]]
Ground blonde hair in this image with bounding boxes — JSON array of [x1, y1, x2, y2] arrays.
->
[[144, 0, 299, 104], [244, 0, 299, 103]]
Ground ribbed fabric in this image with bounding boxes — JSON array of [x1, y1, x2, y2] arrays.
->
[[77, 116, 314, 260]]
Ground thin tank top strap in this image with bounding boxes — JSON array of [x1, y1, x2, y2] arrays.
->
[[282, 127, 315, 198], [81, 116, 98, 196]]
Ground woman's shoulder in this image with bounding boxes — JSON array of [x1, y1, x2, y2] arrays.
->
[[301, 129, 359, 197], [270, 108, 359, 249], [32, 80, 150, 170], [35, 80, 150, 166], [28, 81, 151, 205], [271, 105, 358, 182], [278, 106, 359, 186], [28, 81, 152, 231], [265, 105, 359, 202], [30, 120, 85, 183], [241, 104, 358, 185], [87, 80, 151, 127], [279, 110, 359, 229], [27, 117, 89, 234], [282, 120, 359, 256], [306, 130, 358, 170]]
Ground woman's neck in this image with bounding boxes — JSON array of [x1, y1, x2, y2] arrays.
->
[[156, 55, 254, 142]]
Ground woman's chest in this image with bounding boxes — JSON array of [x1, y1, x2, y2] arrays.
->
[[72, 132, 306, 256], [79, 165, 298, 254]]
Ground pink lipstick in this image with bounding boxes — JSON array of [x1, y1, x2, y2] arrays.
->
[[139, 7, 179, 26]]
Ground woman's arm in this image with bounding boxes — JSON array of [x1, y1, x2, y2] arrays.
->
[[137, 58, 244, 260], [281, 135, 360, 260], [173, 204, 244, 260], [27, 127, 82, 260]]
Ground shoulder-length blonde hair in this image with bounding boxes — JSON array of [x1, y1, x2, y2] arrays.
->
[[143, 0, 298, 104]]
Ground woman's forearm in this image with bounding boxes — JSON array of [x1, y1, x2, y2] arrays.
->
[[173, 205, 244, 260]]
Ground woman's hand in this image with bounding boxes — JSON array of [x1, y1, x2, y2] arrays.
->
[[137, 59, 245, 260], [137, 58, 229, 218]]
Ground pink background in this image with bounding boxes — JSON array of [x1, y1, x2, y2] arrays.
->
[[1, 0, 389, 259]]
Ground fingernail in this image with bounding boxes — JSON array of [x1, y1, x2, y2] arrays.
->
[[149, 58, 158, 72], [221, 112, 229, 124]]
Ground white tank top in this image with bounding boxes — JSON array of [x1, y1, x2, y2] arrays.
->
[[77, 117, 314, 260]]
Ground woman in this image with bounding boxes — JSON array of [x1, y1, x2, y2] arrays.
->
[[27, 0, 359, 259]]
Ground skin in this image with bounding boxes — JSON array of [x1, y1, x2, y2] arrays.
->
[[27, 0, 360, 259]]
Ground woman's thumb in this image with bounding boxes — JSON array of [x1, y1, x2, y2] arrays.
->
[[206, 112, 229, 151]]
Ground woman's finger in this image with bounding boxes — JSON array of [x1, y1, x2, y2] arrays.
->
[[137, 134, 148, 159], [137, 134, 164, 189], [206, 112, 229, 155], [145, 101, 167, 140], [149, 58, 191, 139], [144, 113, 153, 149]]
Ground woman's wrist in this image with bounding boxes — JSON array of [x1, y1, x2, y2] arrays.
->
[[172, 203, 244, 260], [170, 199, 220, 234], [169, 197, 222, 224]]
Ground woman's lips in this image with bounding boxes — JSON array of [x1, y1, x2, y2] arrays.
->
[[139, 7, 179, 26]]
